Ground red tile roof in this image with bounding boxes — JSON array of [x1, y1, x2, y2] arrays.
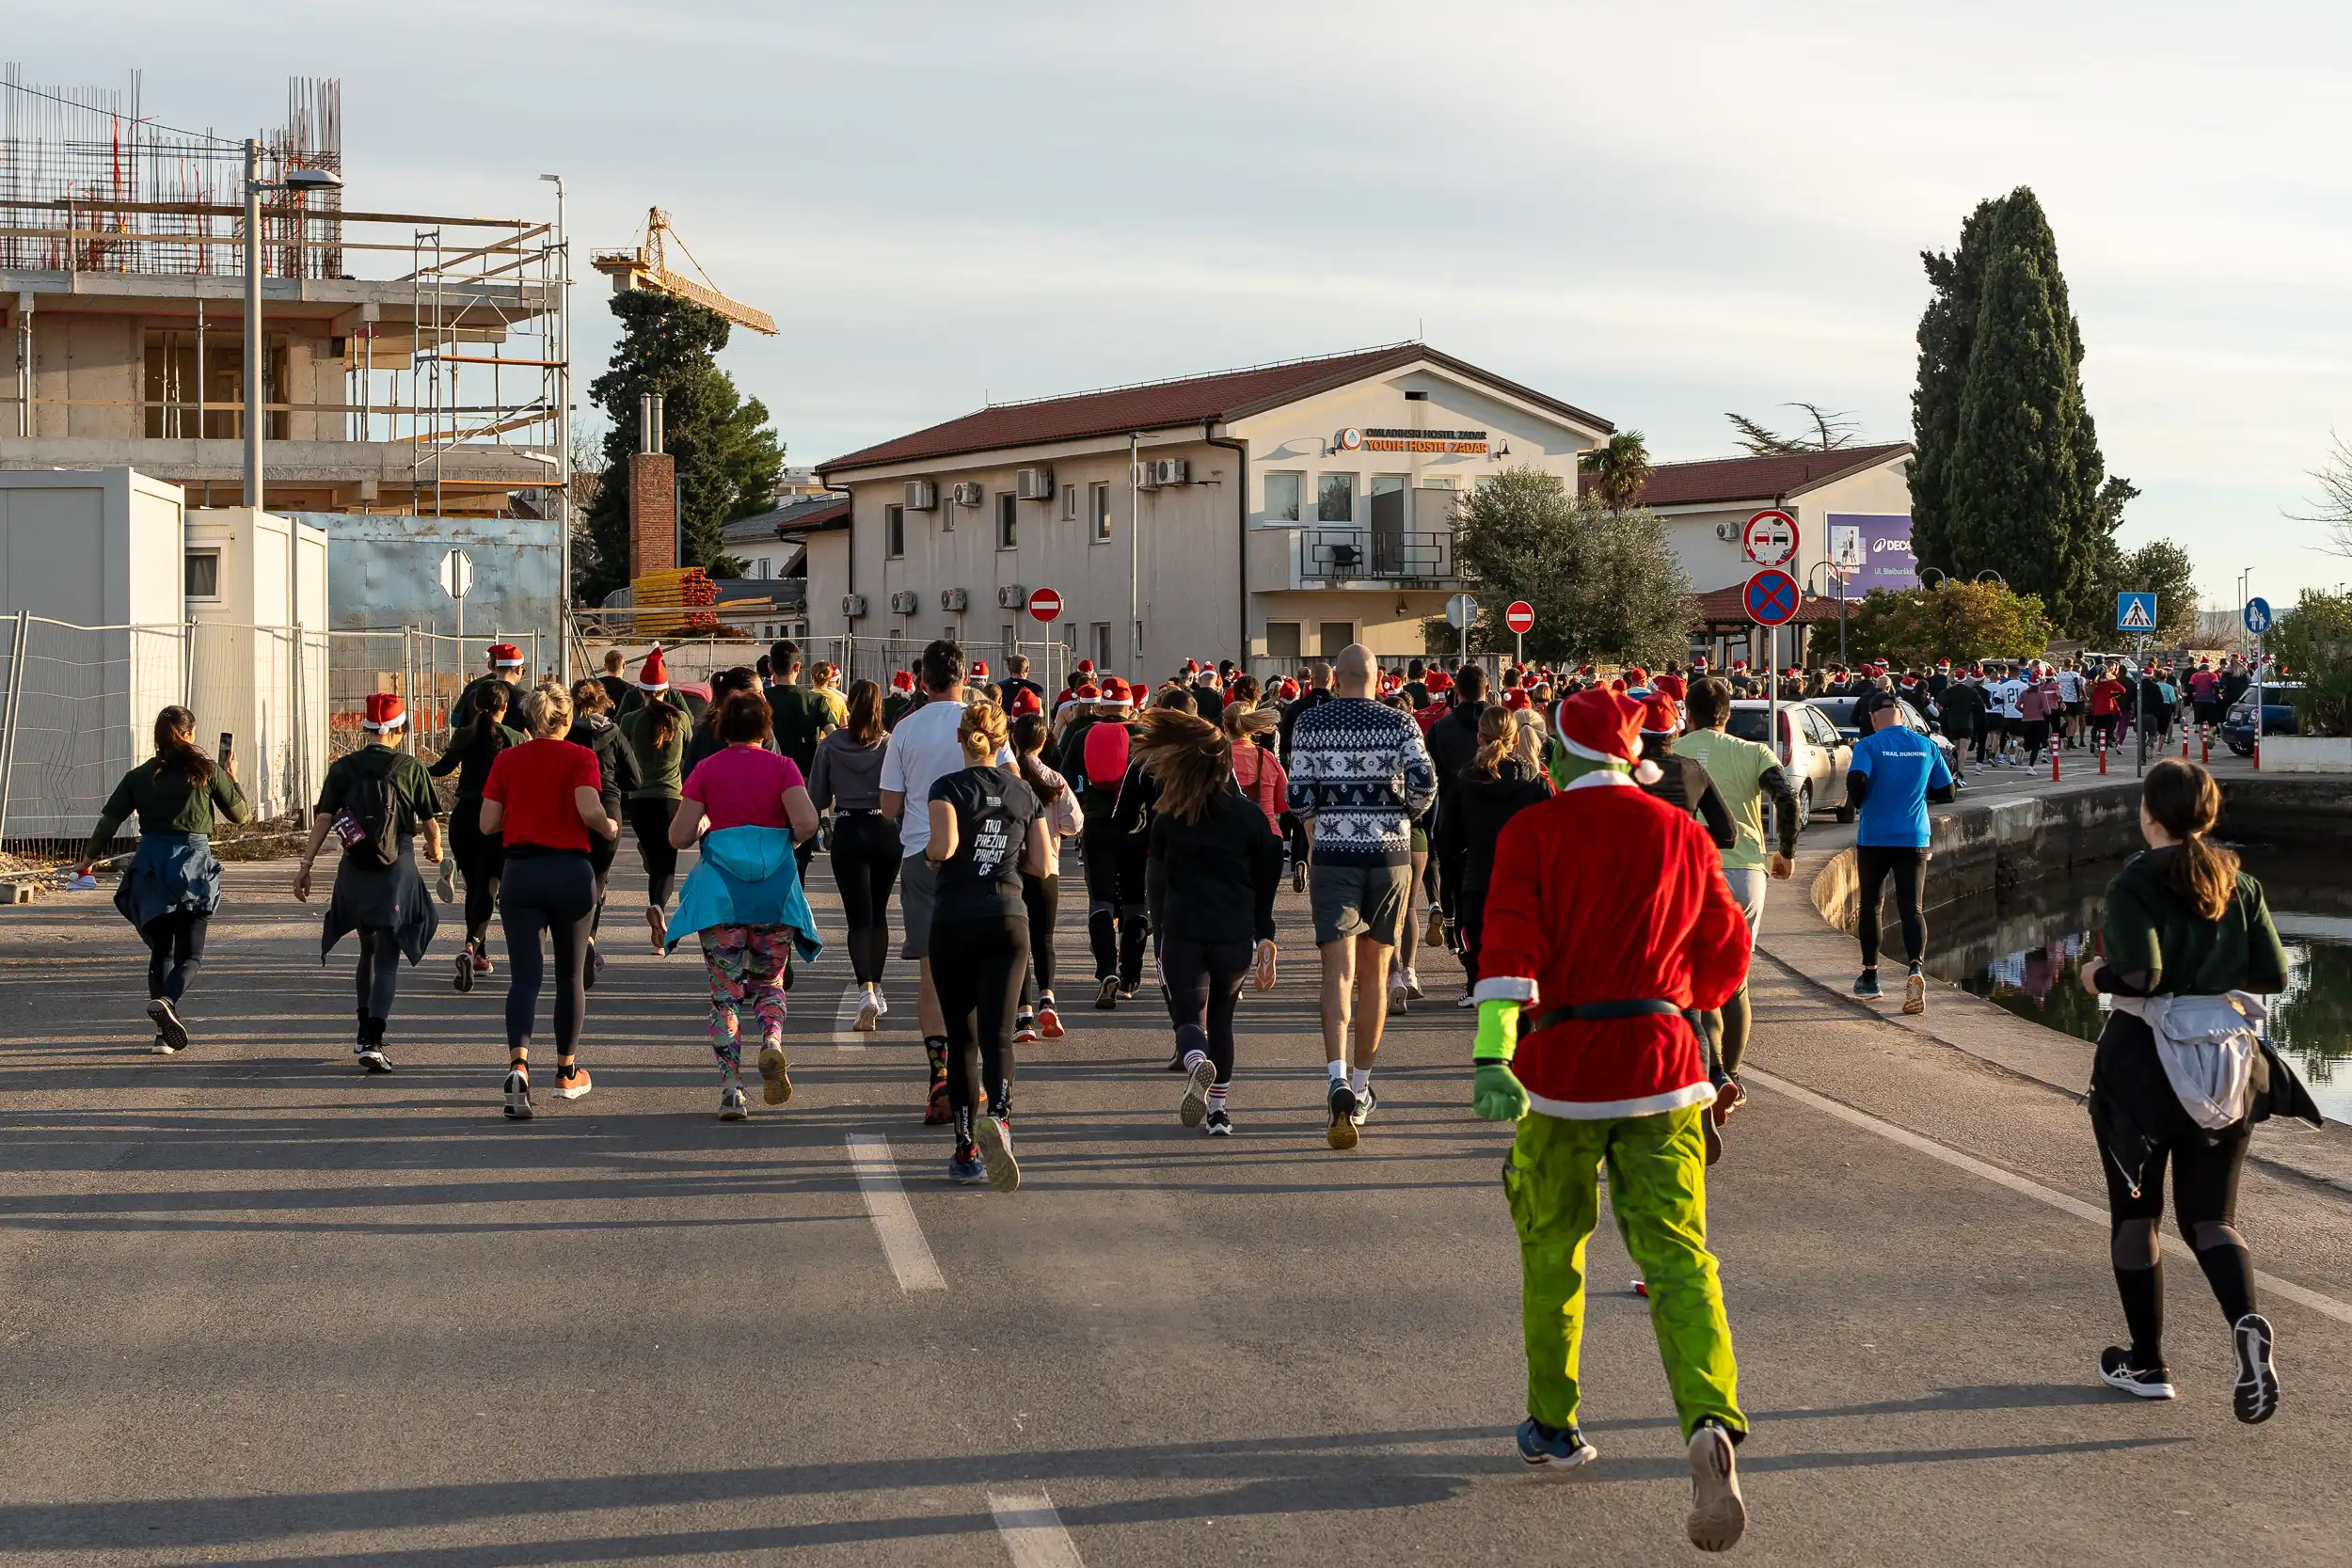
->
[[1583, 443, 1911, 510], [818, 343, 1613, 475], [1690, 582, 1849, 626]]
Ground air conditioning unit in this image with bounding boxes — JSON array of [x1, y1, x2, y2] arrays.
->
[[840, 594, 868, 620], [1134, 462, 1160, 491], [904, 480, 938, 511], [1714, 521, 1740, 542], [1015, 467, 1054, 501], [995, 584, 1027, 610], [888, 590, 920, 615], [940, 587, 970, 612], [1153, 458, 1191, 486], [950, 481, 985, 508]]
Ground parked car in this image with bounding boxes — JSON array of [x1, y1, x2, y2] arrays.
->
[[2220, 682, 2301, 755], [1810, 693, 1964, 779], [1725, 699, 1852, 832]]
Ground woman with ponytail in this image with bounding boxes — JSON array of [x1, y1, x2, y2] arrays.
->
[[428, 676, 525, 989], [2078, 756, 2311, 1421], [89, 706, 250, 1053]]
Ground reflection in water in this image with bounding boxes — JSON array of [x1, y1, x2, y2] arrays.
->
[[1924, 849, 2352, 1125]]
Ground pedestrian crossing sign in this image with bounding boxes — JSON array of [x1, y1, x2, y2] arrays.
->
[[2116, 592, 2156, 632]]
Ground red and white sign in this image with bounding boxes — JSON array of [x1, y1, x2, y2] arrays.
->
[[1025, 587, 1063, 624], [1741, 509, 1800, 569], [1504, 600, 1535, 635]]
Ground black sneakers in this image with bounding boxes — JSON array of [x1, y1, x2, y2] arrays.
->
[[2097, 1345, 2175, 1400], [1326, 1080, 1359, 1150], [146, 997, 188, 1054], [2233, 1313, 2279, 1424], [1094, 975, 1120, 1010]]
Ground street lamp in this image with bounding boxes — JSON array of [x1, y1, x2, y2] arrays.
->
[[1806, 560, 1852, 665], [1974, 569, 2006, 587]]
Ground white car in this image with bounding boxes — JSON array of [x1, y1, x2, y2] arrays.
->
[[1724, 699, 1852, 833]]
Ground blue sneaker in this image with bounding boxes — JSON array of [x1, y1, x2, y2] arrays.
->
[[948, 1149, 985, 1184], [1517, 1418, 1597, 1468], [1852, 971, 1883, 1000]]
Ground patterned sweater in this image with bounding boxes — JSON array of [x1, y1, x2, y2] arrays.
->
[[1284, 696, 1438, 867]]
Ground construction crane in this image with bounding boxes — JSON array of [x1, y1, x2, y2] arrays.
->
[[591, 208, 777, 335]]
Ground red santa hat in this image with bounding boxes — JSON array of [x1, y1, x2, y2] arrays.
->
[[1425, 670, 1454, 694], [1556, 688, 1662, 784], [488, 641, 525, 669], [1277, 677, 1300, 699], [1076, 658, 1096, 674], [636, 644, 672, 691], [1625, 666, 1650, 687], [1731, 659, 1749, 673], [1639, 691, 1680, 735], [890, 670, 915, 693], [970, 660, 988, 679], [1502, 688, 1532, 712], [1097, 676, 1134, 711], [1007, 687, 1042, 718], [1692, 657, 1710, 672], [1652, 673, 1686, 701], [361, 692, 407, 732]]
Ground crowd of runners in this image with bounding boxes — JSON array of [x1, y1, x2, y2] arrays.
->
[[82, 634, 2309, 1555]]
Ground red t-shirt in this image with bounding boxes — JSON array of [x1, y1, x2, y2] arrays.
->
[[2090, 678, 2126, 717], [2189, 670, 2219, 700], [482, 737, 602, 851], [682, 744, 804, 831]]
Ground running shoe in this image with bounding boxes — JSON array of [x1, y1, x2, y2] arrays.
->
[[1388, 977, 1409, 1015], [756, 1044, 792, 1106], [473, 953, 495, 977], [854, 990, 882, 1032], [975, 1115, 1021, 1192], [2098, 1346, 2175, 1401], [645, 905, 666, 956], [1327, 1081, 1359, 1150], [1165, 1047, 1188, 1072], [146, 997, 189, 1054], [948, 1148, 986, 1184], [583, 943, 601, 991], [2233, 1313, 2279, 1424], [869, 987, 889, 1018], [1709, 1077, 1747, 1128], [1516, 1418, 1597, 1469], [1423, 911, 1445, 949], [1038, 1004, 1064, 1039], [1902, 970, 1927, 1015], [924, 1082, 952, 1126], [453, 945, 475, 993], [1404, 967, 1426, 1002], [1685, 1421, 1746, 1552], [150, 1031, 174, 1056], [1292, 862, 1307, 893], [1014, 1013, 1039, 1044], [1095, 975, 1120, 1010], [1851, 971, 1883, 1000], [1203, 1107, 1233, 1136], [358, 1047, 393, 1075], [1118, 982, 1140, 1001], [553, 1065, 593, 1101], [502, 1066, 532, 1120], [1703, 1113, 1724, 1166], [1349, 1084, 1377, 1127], [719, 1084, 748, 1121], [1179, 1056, 1216, 1127], [1454, 990, 1478, 1008]]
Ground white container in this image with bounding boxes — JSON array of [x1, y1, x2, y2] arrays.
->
[[185, 508, 330, 821]]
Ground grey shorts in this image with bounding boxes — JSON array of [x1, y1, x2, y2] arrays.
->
[[899, 853, 938, 959], [1310, 861, 1413, 948]]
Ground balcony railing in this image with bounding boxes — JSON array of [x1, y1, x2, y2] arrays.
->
[[1299, 528, 1455, 584]]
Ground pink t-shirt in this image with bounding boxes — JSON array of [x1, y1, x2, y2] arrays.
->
[[682, 745, 803, 831]]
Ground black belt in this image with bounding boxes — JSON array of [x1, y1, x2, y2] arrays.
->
[[1532, 998, 1707, 1040]]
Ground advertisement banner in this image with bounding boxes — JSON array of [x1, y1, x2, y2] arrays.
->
[[1824, 513, 1918, 593]]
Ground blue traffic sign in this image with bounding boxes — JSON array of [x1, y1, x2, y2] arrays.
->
[[2116, 592, 2156, 633], [1744, 568, 1800, 627], [2244, 596, 2273, 635]]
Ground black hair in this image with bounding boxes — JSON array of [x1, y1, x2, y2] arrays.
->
[[920, 639, 963, 694]]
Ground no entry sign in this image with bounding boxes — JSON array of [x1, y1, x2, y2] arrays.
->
[[1026, 587, 1063, 623], [1744, 568, 1800, 626], [1504, 601, 1534, 635], [1741, 509, 1799, 569]]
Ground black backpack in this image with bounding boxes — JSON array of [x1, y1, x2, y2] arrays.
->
[[331, 752, 403, 868]]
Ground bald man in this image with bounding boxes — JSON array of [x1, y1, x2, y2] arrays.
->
[[1283, 644, 1438, 1148]]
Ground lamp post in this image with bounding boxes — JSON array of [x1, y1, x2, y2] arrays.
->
[[1806, 560, 1851, 665], [1974, 569, 2006, 587], [540, 173, 568, 679]]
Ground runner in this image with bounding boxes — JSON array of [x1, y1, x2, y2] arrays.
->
[[596, 648, 631, 710], [765, 640, 836, 878], [618, 645, 691, 954], [665, 688, 822, 1121], [1285, 643, 1438, 1148], [1469, 687, 1751, 1551], [1846, 689, 1956, 1013], [294, 693, 443, 1074], [2080, 758, 2312, 1419], [924, 699, 1049, 1189], [1934, 670, 1985, 778], [565, 678, 643, 989], [1065, 676, 1149, 1009], [1454, 705, 1551, 1001], [478, 682, 618, 1117], [449, 641, 527, 728], [996, 653, 1046, 714], [429, 680, 525, 990], [1425, 663, 1490, 979], [1382, 689, 1436, 1017], [2090, 662, 2128, 750], [89, 706, 251, 1054], [685, 666, 763, 777], [1010, 698, 1082, 1043], [809, 678, 898, 1032]]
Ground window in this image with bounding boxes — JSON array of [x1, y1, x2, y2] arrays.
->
[[1317, 474, 1354, 523], [1062, 483, 1078, 520], [1089, 482, 1113, 542], [1319, 621, 1356, 656], [1001, 624, 1016, 651], [884, 504, 905, 558], [1266, 621, 1302, 661], [997, 492, 1017, 550], [941, 497, 955, 531], [1090, 622, 1112, 668], [754, 557, 771, 578], [1264, 471, 1302, 523], [183, 550, 222, 600]]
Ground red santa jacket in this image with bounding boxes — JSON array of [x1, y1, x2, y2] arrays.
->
[[1473, 776, 1749, 1117]]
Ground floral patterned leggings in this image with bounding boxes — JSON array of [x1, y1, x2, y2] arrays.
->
[[698, 925, 791, 1078]]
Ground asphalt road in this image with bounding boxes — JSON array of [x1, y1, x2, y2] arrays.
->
[[0, 846, 2344, 1566]]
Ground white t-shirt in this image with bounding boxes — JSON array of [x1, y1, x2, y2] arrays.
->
[[1991, 678, 2026, 720], [2056, 669, 2083, 702], [880, 696, 1013, 857]]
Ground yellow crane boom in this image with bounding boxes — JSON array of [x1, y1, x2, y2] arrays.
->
[[591, 207, 777, 336]]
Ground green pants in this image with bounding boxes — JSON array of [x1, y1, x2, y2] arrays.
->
[[1503, 1104, 1744, 1441]]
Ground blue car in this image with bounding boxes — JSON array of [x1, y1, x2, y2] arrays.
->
[[2220, 683, 2300, 755]]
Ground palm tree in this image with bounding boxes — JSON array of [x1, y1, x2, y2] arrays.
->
[[1581, 431, 1652, 515]]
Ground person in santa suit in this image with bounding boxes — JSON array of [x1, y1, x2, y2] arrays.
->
[[1470, 687, 1752, 1552]]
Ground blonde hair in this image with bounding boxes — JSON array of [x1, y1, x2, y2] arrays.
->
[[1512, 708, 1549, 772], [522, 679, 574, 738], [1468, 704, 1518, 782], [1222, 701, 1277, 744], [958, 698, 1009, 762]]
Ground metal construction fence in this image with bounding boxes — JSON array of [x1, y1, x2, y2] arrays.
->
[[570, 626, 1075, 705]]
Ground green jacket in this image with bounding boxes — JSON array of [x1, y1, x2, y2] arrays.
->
[[2101, 847, 2288, 997], [93, 759, 250, 845]]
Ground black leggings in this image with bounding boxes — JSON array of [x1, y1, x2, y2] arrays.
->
[[1160, 936, 1251, 1085], [1854, 845, 1926, 968], [1021, 872, 1059, 1006], [587, 833, 617, 938], [931, 914, 1027, 1148], [450, 807, 504, 950], [829, 810, 901, 985], [355, 927, 404, 1022], [2096, 1095, 2255, 1362], [629, 797, 681, 907], [500, 851, 596, 1057], [1458, 886, 1490, 983], [1082, 821, 1148, 985], [141, 910, 208, 1004]]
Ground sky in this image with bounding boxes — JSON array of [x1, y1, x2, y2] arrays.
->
[[16, 0, 2352, 610]]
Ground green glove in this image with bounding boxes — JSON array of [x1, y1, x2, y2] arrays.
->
[[1472, 1059, 1531, 1122]]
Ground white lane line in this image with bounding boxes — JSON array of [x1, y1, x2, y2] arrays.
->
[[832, 981, 867, 1050], [845, 1134, 946, 1293], [1745, 1068, 2352, 1328], [987, 1487, 1086, 1568]]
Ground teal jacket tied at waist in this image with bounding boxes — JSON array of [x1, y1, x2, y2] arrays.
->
[[665, 825, 823, 962]]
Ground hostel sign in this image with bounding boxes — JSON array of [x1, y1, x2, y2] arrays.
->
[[1359, 427, 1489, 455]]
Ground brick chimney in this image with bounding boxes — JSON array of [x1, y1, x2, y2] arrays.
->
[[628, 391, 675, 577]]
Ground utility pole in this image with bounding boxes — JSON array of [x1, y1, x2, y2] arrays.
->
[[242, 139, 263, 509]]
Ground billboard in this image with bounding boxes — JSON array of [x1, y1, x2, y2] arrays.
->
[[1824, 513, 1918, 593]]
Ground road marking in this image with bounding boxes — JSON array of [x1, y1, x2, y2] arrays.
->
[[832, 982, 867, 1050], [987, 1487, 1086, 1568], [1746, 1068, 2352, 1328], [845, 1134, 945, 1293]]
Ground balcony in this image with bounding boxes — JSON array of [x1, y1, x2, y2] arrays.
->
[[1298, 528, 1456, 586]]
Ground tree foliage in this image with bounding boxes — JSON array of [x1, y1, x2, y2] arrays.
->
[[2266, 589, 2352, 736], [2091, 538, 2199, 643], [580, 291, 785, 602], [1724, 404, 1861, 455], [1452, 467, 1694, 666], [1910, 188, 2113, 636], [1578, 430, 1652, 515], [1846, 580, 2055, 667]]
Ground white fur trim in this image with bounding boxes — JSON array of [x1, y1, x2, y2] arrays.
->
[[1525, 1081, 1716, 1119], [1471, 975, 1538, 1003], [1564, 770, 1634, 790], [1632, 759, 1663, 784], [1557, 734, 1621, 764], [360, 716, 406, 732], [635, 677, 669, 690]]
